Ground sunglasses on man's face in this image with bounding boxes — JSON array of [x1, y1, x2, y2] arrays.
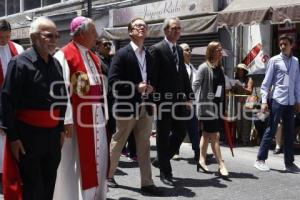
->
[[39, 31, 60, 40], [184, 48, 191, 53], [103, 42, 112, 48]]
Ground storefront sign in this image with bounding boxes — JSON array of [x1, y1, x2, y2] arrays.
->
[[111, 0, 218, 26], [11, 27, 30, 40]]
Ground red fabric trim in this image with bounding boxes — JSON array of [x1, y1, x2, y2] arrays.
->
[[2, 42, 22, 200], [3, 140, 22, 200], [0, 41, 19, 87], [61, 41, 103, 190], [16, 109, 60, 128]]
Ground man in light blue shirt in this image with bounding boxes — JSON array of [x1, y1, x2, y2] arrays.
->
[[254, 34, 300, 173]]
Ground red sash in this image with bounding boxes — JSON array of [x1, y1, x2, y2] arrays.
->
[[0, 41, 18, 87], [2, 41, 21, 200], [62, 41, 107, 190], [3, 109, 60, 200]]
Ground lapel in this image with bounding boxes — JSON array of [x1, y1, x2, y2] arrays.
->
[[145, 50, 152, 82], [126, 44, 143, 81], [162, 40, 176, 66], [162, 40, 180, 73]]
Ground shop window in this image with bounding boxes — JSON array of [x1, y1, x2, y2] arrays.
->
[[0, 3, 4, 17], [42, 0, 61, 6], [7, 0, 20, 15], [24, 0, 41, 11]]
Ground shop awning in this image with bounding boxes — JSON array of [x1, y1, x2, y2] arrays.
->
[[217, 0, 272, 27], [101, 14, 217, 40], [217, 0, 300, 27], [271, 0, 300, 23]]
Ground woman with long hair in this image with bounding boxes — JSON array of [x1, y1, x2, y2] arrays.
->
[[193, 41, 229, 177]]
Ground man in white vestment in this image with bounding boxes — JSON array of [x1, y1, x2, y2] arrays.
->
[[53, 16, 109, 200], [0, 19, 23, 185]]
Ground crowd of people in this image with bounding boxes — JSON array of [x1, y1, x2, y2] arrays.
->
[[0, 14, 299, 200]]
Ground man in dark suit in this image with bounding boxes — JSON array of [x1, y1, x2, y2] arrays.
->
[[108, 17, 162, 196], [149, 17, 193, 186]]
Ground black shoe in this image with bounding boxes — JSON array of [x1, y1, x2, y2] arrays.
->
[[141, 185, 164, 196], [160, 174, 174, 186], [152, 158, 160, 168], [273, 148, 282, 154], [196, 163, 211, 173], [284, 163, 300, 173], [107, 178, 118, 188]]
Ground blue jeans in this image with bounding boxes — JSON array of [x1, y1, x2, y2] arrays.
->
[[257, 100, 295, 165]]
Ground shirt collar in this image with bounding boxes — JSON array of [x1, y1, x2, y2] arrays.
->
[[280, 52, 292, 59], [75, 42, 89, 53], [164, 37, 176, 49], [130, 41, 144, 53], [26, 46, 53, 63], [0, 44, 8, 48]]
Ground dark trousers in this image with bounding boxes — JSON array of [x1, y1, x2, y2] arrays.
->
[[18, 122, 61, 200], [257, 100, 295, 165], [156, 106, 187, 177], [187, 106, 200, 152], [175, 106, 200, 154]]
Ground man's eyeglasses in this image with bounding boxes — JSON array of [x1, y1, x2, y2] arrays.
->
[[39, 31, 60, 40], [133, 24, 148, 30], [103, 42, 112, 48], [170, 26, 181, 31], [184, 49, 191, 53]]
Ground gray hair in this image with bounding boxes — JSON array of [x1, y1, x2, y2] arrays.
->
[[162, 17, 180, 31], [29, 17, 55, 35], [71, 18, 94, 37], [179, 43, 189, 50]]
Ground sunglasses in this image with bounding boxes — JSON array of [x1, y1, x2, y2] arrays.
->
[[184, 48, 191, 53], [39, 31, 60, 39], [103, 42, 112, 47]]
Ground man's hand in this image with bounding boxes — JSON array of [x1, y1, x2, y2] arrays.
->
[[145, 84, 154, 94], [64, 124, 73, 138], [10, 140, 26, 162], [186, 100, 193, 110], [261, 103, 268, 113], [137, 82, 147, 94]]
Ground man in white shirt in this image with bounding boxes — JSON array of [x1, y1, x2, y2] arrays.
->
[[0, 19, 23, 186], [108, 17, 163, 196]]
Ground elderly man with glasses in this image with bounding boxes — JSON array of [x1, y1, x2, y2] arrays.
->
[[1, 17, 67, 200], [53, 16, 109, 200]]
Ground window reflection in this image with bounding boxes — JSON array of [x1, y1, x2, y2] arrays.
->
[[0, 2, 5, 17], [8, 0, 20, 15], [24, 0, 41, 11], [43, 0, 61, 6]]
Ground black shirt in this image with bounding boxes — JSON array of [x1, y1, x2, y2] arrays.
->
[[1, 47, 67, 141]]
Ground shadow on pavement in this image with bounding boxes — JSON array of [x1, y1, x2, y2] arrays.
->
[[225, 171, 259, 179], [118, 160, 139, 168], [115, 169, 128, 176], [116, 184, 196, 198], [172, 176, 227, 188]]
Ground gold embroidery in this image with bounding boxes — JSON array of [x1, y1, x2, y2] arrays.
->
[[71, 71, 90, 96]]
